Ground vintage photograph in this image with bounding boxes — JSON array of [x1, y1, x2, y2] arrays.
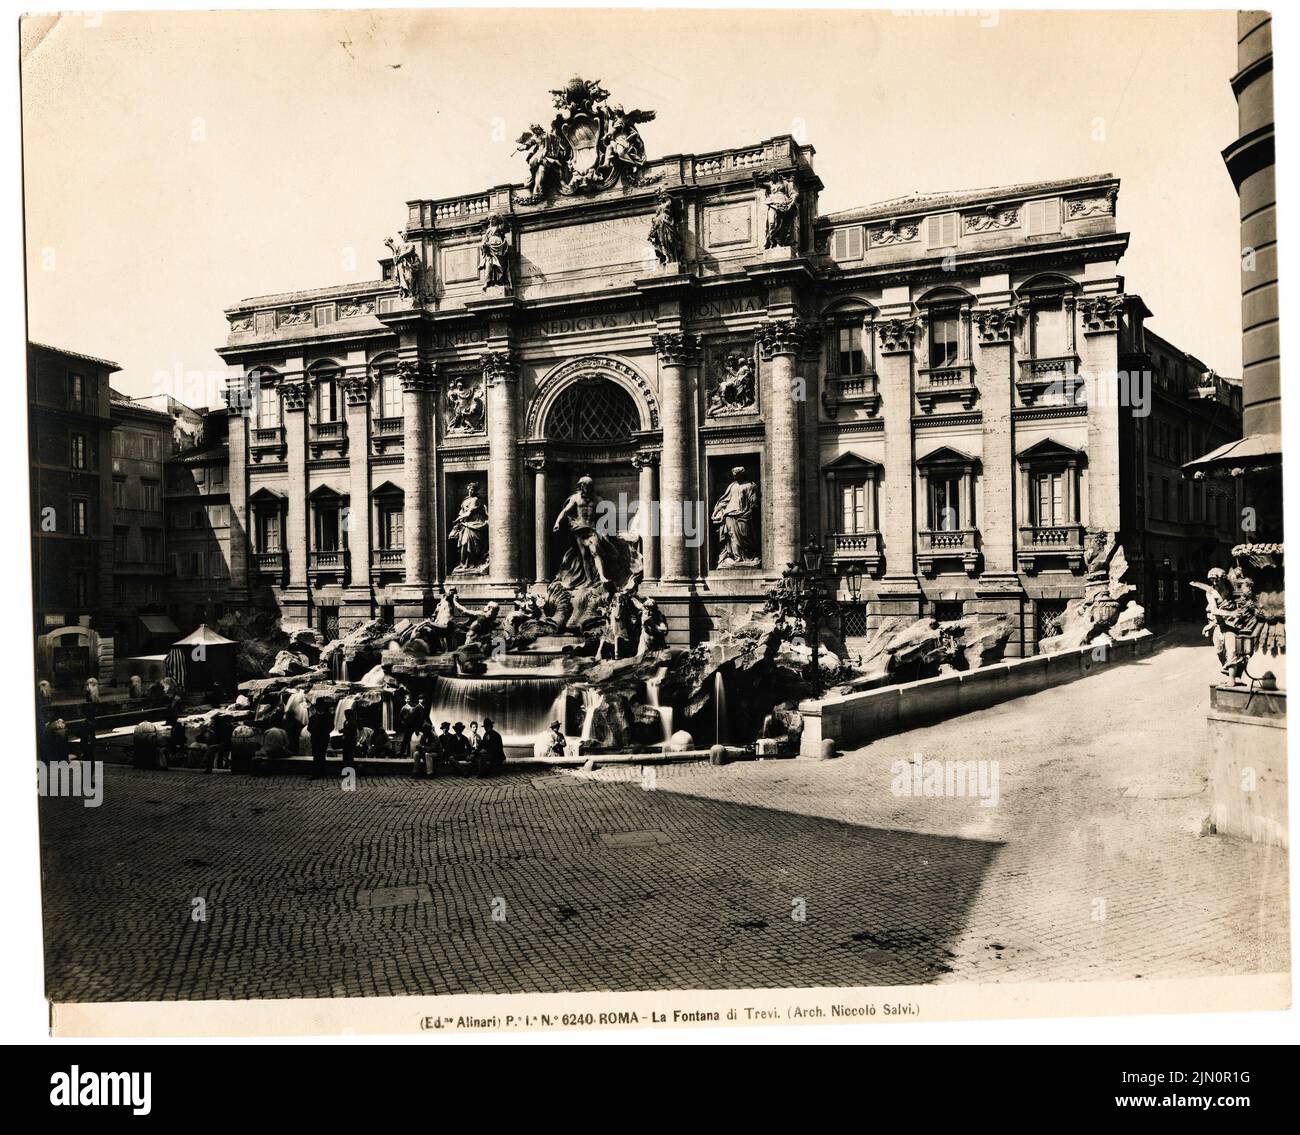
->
[[20, 6, 1288, 1037]]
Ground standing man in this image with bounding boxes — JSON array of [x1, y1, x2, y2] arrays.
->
[[476, 717, 507, 778], [307, 701, 334, 778], [341, 708, 359, 773]]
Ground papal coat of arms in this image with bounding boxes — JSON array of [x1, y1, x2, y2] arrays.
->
[[515, 76, 659, 203]]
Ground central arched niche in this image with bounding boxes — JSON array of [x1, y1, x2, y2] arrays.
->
[[544, 376, 641, 442]]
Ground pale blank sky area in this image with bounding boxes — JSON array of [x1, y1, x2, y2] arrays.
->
[[21, 7, 1242, 402]]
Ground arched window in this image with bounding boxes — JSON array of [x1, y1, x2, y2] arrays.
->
[[545, 378, 640, 441]]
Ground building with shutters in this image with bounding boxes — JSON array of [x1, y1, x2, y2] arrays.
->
[[212, 80, 1239, 653]]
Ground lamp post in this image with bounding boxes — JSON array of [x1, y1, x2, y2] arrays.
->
[[801, 538, 827, 692]]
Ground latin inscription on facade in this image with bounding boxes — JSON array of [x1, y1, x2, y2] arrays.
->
[[703, 202, 755, 249], [519, 214, 651, 279]]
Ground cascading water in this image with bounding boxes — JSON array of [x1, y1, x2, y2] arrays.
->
[[714, 669, 729, 744], [645, 669, 673, 747], [578, 687, 600, 742], [426, 675, 567, 743]]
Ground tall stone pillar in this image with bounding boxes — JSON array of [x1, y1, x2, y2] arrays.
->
[[224, 377, 249, 602], [527, 455, 549, 584], [756, 318, 812, 572], [972, 305, 1017, 574], [634, 450, 659, 582], [484, 350, 521, 584], [281, 379, 310, 611], [399, 358, 436, 597], [874, 310, 924, 621], [1079, 294, 1125, 534], [651, 332, 699, 583], [342, 370, 373, 617]]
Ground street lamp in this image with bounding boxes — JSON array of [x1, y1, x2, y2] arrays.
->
[[801, 538, 824, 576], [844, 561, 864, 604]]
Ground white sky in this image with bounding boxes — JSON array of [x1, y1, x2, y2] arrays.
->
[[21, 7, 1243, 402]]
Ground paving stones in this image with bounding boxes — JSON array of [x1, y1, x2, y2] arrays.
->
[[37, 627, 1288, 1003]]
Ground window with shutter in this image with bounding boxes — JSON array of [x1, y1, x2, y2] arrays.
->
[[1024, 198, 1062, 236], [831, 226, 864, 261], [925, 212, 957, 250]]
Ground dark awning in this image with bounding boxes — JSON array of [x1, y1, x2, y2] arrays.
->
[[140, 614, 180, 636]]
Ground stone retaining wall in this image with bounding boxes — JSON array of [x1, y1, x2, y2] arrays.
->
[[799, 630, 1155, 756]]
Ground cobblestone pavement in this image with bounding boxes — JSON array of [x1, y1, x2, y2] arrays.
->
[[39, 627, 1288, 1001]]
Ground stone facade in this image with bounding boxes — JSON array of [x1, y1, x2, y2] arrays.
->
[[214, 96, 1241, 654]]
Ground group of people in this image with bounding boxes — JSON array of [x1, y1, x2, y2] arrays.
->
[[397, 694, 506, 779]]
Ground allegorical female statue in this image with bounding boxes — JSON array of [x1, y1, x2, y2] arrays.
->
[[712, 465, 760, 567], [648, 191, 682, 266], [450, 482, 489, 572], [762, 173, 800, 250], [478, 214, 512, 290], [385, 235, 423, 301]]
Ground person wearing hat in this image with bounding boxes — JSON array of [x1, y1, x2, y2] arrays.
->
[[449, 721, 472, 765], [476, 717, 506, 778], [547, 720, 566, 758]]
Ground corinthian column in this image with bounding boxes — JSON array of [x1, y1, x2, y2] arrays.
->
[[483, 350, 521, 583], [281, 379, 310, 592], [341, 371, 372, 602], [633, 450, 660, 582], [527, 455, 549, 583], [399, 358, 436, 592], [756, 318, 813, 572], [651, 331, 699, 583]]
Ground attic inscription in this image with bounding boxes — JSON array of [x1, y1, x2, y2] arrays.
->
[[519, 214, 652, 279]]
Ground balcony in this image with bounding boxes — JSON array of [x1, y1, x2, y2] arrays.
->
[[1016, 523, 1086, 573], [308, 548, 349, 581], [1016, 355, 1082, 406], [918, 528, 981, 577], [822, 371, 880, 418], [309, 419, 348, 459], [829, 530, 883, 575], [251, 550, 286, 582], [916, 364, 977, 412], [371, 416, 404, 455], [249, 425, 285, 463], [370, 547, 405, 580]]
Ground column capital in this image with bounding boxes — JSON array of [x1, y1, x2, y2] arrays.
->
[[972, 306, 1023, 346], [755, 317, 816, 359], [397, 358, 438, 394], [280, 380, 309, 411], [877, 316, 921, 355], [632, 449, 660, 470], [651, 331, 701, 367], [524, 454, 547, 473], [341, 373, 370, 406], [1079, 294, 1127, 334], [480, 349, 518, 386]]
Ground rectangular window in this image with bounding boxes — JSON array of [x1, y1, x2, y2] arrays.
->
[[211, 465, 226, 488], [925, 212, 958, 250], [380, 374, 402, 418], [831, 226, 864, 261], [314, 506, 341, 551], [254, 312, 275, 335], [837, 326, 865, 376], [258, 386, 280, 429], [379, 504, 404, 550], [68, 373, 85, 411], [142, 481, 160, 511], [1161, 479, 1170, 520], [1031, 303, 1068, 357], [314, 304, 336, 327], [70, 433, 87, 470], [112, 478, 125, 509], [316, 377, 339, 422], [1024, 197, 1062, 236], [929, 476, 961, 530], [1033, 471, 1066, 525], [74, 572, 88, 608], [113, 528, 128, 558], [190, 552, 202, 578], [141, 434, 160, 461], [71, 498, 88, 536], [258, 511, 280, 553], [839, 481, 869, 534], [143, 530, 161, 561], [928, 314, 961, 368]]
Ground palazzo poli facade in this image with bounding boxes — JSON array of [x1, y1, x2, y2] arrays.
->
[[217, 78, 1239, 653]]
